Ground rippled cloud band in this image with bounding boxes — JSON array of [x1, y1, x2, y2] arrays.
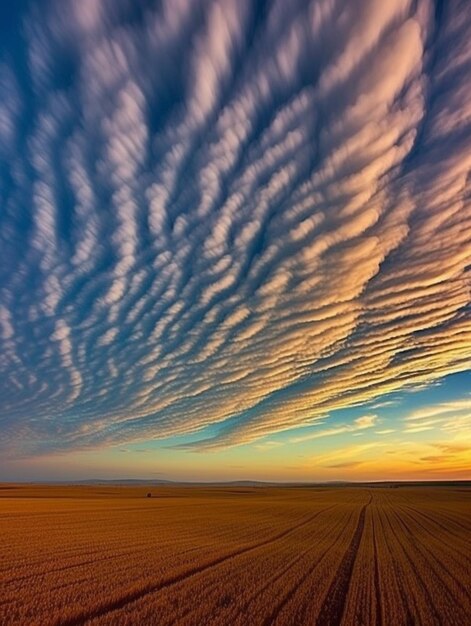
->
[[0, 0, 470, 456]]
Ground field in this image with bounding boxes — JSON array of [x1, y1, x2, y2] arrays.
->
[[1, 485, 470, 625]]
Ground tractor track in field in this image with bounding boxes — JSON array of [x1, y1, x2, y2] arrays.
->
[[59, 504, 338, 626], [377, 504, 419, 626], [259, 507, 358, 626], [387, 505, 449, 625], [2, 550, 140, 587], [396, 504, 470, 604], [371, 508, 382, 626], [314, 494, 372, 626], [163, 505, 351, 626]]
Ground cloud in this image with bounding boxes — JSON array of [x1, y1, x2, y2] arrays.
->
[[404, 399, 471, 422], [402, 398, 471, 435], [417, 441, 470, 467], [312, 442, 387, 467], [404, 424, 437, 434], [0, 305, 14, 340], [326, 461, 364, 469], [254, 440, 283, 451], [0, 0, 470, 457], [433, 443, 469, 454], [288, 414, 377, 444], [354, 415, 377, 429]]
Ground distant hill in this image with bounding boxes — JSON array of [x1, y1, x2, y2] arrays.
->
[[19, 478, 471, 488]]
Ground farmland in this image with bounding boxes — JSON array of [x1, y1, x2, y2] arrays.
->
[[1, 485, 470, 625]]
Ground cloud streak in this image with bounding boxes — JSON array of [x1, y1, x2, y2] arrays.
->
[[0, 0, 470, 458]]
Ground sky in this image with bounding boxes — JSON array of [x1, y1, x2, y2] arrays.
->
[[0, 0, 470, 482]]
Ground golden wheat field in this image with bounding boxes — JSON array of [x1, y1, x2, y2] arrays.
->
[[1, 485, 470, 626]]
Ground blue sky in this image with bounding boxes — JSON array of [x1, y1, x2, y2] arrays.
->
[[0, 0, 470, 481]]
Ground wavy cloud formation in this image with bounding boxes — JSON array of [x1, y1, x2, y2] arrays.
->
[[0, 0, 470, 456]]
